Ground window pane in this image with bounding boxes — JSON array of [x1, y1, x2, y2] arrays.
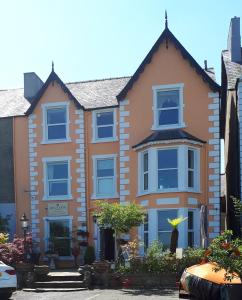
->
[[144, 232, 149, 251], [158, 149, 177, 169], [188, 150, 194, 169], [188, 170, 194, 188], [97, 159, 114, 177], [158, 210, 177, 231], [158, 169, 178, 189], [48, 124, 66, 140], [144, 214, 148, 231], [50, 220, 69, 237], [144, 173, 148, 190], [97, 178, 114, 194], [158, 109, 179, 125], [158, 232, 172, 248], [157, 90, 179, 108], [97, 126, 113, 138], [48, 163, 68, 179], [47, 108, 66, 124], [188, 232, 194, 248], [49, 181, 68, 196], [188, 211, 194, 230], [97, 111, 113, 125], [143, 152, 148, 172]]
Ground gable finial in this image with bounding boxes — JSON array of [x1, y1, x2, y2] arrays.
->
[[165, 10, 168, 28], [52, 61, 54, 72]]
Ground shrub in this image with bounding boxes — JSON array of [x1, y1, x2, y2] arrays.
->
[[176, 247, 205, 277], [207, 230, 242, 281], [84, 246, 95, 265], [0, 233, 33, 266]]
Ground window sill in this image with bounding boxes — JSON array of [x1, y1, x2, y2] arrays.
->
[[91, 194, 119, 200], [91, 137, 118, 144], [41, 138, 71, 145], [137, 189, 201, 196], [42, 195, 73, 201], [151, 123, 186, 131]]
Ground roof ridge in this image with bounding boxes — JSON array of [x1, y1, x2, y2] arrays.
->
[[66, 76, 131, 85]]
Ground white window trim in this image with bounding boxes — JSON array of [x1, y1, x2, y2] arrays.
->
[[151, 83, 185, 130], [92, 154, 118, 199], [137, 145, 200, 196], [43, 216, 73, 260], [92, 108, 118, 143], [42, 156, 72, 201], [41, 101, 71, 144]]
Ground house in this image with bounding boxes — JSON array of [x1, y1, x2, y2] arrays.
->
[[0, 19, 220, 264], [221, 17, 242, 236]]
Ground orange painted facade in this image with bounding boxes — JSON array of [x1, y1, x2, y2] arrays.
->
[[12, 26, 220, 264]]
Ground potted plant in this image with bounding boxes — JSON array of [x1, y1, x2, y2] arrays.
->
[[45, 238, 59, 270]]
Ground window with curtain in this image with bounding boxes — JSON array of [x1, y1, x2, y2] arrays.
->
[[157, 90, 179, 126]]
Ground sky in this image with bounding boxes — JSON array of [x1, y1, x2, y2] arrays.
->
[[0, 0, 240, 172], [0, 0, 242, 90]]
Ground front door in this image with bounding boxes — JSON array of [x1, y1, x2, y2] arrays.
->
[[47, 219, 71, 256]]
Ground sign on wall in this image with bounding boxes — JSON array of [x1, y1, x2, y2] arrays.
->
[[47, 202, 68, 216]]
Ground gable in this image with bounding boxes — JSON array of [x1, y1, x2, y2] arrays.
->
[[26, 71, 83, 115], [117, 28, 220, 101]]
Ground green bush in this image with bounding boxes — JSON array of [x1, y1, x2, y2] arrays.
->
[[84, 246, 95, 265], [176, 247, 205, 277]]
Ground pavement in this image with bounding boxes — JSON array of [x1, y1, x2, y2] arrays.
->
[[11, 288, 179, 300]]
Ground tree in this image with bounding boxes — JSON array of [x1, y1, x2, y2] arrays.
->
[[93, 201, 145, 259], [206, 230, 242, 281], [167, 216, 187, 254]]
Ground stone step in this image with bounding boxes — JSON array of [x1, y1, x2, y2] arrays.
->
[[46, 274, 83, 282], [23, 287, 87, 293], [34, 280, 85, 289]]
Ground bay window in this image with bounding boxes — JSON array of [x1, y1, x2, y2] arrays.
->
[[138, 146, 199, 194]]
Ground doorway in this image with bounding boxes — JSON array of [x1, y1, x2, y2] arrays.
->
[[101, 228, 115, 261]]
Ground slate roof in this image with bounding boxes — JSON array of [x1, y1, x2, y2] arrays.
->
[[0, 88, 30, 118], [133, 129, 206, 149], [222, 50, 242, 89], [0, 75, 131, 118], [117, 27, 220, 101]]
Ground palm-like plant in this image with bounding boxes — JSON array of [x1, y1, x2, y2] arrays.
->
[[168, 216, 187, 254]]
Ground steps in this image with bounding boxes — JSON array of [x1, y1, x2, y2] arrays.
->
[[32, 269, 87, 291]]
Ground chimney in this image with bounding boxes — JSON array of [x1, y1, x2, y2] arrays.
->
[[24, 72, 43, 101], [227, 17, 241, 63]]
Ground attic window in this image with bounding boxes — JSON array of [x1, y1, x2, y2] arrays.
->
[[41, 102, 71, 144], [152, 83, 185, 130]]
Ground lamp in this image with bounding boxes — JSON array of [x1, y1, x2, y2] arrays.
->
[[20, 213, 29, 230], [20, 213, 29, 261]]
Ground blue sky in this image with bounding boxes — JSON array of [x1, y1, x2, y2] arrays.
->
[[0, 0, 241, 90]]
